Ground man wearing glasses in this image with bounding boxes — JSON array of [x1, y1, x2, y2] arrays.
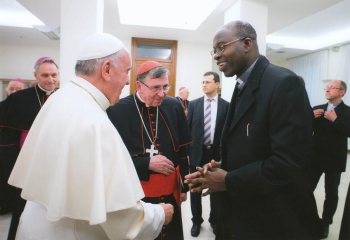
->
[[107, 60, 192, 240], [185, 21, 320, 239], [310, 80, 350, 239]]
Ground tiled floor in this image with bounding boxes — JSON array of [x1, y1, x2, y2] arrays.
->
[[1, 154, 349, 240]]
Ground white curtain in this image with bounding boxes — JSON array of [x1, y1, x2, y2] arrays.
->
[[335, 44, 350, 105], [287, 50, 329, 107]]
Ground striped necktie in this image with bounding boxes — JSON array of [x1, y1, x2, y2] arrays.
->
[[203, 99, 213, 147]]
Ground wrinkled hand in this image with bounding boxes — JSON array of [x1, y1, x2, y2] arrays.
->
[[324, 109, 337, 122], [149, 155, 175, 175], [160, 203, 174, 225], [184, 160, 226, 196], [313, 109, 324, 118], [180, 193, 187, 203]]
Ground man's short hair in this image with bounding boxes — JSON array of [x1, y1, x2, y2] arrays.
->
[[234, 21, 257, 41], [340, 80, 347, 92], [136, 66, 169, 83], [203, 71, 220, 83], [75, 50, 125, 76], [34, 57, 59, 72], [339, 80, 347, 96]]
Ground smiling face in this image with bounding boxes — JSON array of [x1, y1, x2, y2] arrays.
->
[[212, 22, 258, 78], [34, 62, 59, 91]]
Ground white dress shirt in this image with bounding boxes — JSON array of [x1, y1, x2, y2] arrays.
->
[[204, 94, 218, 144]]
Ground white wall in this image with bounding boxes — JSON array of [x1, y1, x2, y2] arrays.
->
[[0, 44, 60, 100], [0, 44, 60, 79], [1, 42, 345, 103], [0, 40, 212, 101], [176, 41, 212, 101]]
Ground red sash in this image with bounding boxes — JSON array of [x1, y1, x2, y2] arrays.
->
[[140, 166, 181, 208]]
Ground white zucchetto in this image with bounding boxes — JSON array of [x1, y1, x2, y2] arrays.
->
[[76, 33, 124, 61]]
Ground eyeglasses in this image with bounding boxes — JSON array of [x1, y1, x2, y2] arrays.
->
[[202, 80, 215, 85], [324, 86, 343, 90], [140, 81, 171, 92], [210, 37, 247, 56]]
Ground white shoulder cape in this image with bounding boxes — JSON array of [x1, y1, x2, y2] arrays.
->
[[8, 77, 145, 225]]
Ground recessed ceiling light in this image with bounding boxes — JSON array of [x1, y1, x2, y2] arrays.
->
[[117, 0, 223, 30], [0, 0, 44, 28]]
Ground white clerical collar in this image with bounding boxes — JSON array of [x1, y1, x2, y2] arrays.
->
[[204, 94, 218, 102], [71, 77, 110, 111], [136, 91, 151, 107], [327, 101, 341, 110], [37, 83, 55, 95]]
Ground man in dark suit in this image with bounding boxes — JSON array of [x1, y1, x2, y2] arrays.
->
[[185, 20, 320, 239], [309, 80, 350, 239], [176, 87, 190, 116], [187, 71, 229, 237]]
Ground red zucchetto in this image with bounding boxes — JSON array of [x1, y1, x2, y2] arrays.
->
[[137, 61, 162, 75]]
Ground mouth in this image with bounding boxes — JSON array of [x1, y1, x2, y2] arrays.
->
[[217, 62, 226, 72]]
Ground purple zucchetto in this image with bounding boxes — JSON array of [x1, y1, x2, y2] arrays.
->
[[10, 78, 25, 84]]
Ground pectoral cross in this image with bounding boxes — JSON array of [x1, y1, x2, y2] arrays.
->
[[146, 144, 158, 156]]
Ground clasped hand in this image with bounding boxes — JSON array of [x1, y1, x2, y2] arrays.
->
[[184, 160, 227, 196]]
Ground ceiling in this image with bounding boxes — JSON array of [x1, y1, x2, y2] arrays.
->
[[0, 0, 349, 62]]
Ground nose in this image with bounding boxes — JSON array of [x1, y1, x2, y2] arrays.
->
[[47, 76, 55, 83], [157, 89, 166, 97]]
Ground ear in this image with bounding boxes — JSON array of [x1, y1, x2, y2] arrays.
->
[[101, 60, 112, 82], [215, 82, 220, 88], [136, 81, 142, 92], [340, 89, 346, 97], [243, 38, 253, 52], [33, 71, 37, 79]]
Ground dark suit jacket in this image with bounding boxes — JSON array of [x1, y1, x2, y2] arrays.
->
[[312, 101, 350, 173], [218, 55, 319, 239], [187, 96, 229, 167]]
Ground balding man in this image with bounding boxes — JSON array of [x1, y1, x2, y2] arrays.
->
[[309, 80, 350, 239], [176, 86, 189, 116], [8, 33, 173, 240], [185, 20, 320, 239], [6, 78, 26, 96]]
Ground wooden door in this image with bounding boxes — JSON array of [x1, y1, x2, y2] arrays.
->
[[130, 38, 177, 97]]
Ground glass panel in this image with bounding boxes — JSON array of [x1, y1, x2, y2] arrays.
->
[[137, 43, 171, 60]]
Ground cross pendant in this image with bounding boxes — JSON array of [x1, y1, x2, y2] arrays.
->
[[146, 144, 158, 156]]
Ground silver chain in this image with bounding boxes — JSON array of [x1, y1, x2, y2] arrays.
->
[[133, 92, 158, 144]]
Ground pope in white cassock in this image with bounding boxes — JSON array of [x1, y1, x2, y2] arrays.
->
[[8, 33, 174, 240]]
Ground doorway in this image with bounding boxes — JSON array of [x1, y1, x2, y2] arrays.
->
[[130, 38, 178, 97]]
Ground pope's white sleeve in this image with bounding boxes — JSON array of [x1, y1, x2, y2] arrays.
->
[[100, 200, 165, 240]]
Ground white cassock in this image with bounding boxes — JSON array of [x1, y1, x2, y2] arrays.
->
[[8, 76, 164, 240]]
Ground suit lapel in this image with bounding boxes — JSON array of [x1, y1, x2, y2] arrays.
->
[[334, 101, 345, 115], [213, 98, 223, 144], [198, 97, 205, 131], [227, 55, 269, 136]]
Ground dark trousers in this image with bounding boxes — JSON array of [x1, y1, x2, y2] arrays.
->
[[7, 188, 26, 240], [0, 161, 15, 212], [190, 146, 221, 225], [339, 183, 350, 240], [309, 169, 342, 224]]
